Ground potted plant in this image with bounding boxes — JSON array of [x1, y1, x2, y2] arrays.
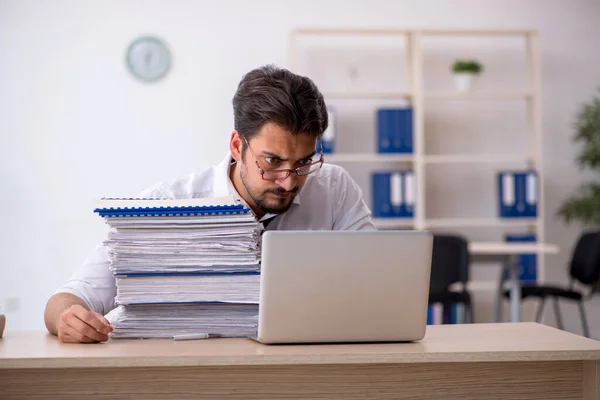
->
[[557, 89, 600, 227], [452, 60, 483, 93]]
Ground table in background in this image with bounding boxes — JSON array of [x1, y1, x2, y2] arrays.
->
[[469, 242, 560, 322]]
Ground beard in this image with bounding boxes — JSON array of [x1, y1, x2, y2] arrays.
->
[[240, 162, 299, 215]]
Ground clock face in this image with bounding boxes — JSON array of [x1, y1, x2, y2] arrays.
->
[[126, 36, 171, 82]]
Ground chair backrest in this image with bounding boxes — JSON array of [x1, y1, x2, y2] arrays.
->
[[570, 230, 600, 286], [429, 234, 470, 292]]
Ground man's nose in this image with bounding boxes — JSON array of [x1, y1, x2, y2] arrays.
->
[[276, 173, 297, 191]]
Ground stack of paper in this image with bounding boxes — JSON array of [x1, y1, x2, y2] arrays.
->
[[93, 196, 262, 339], [108, 303, 259, 339], [115, 272, 260, 304]]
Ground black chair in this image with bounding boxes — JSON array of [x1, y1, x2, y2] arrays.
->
[[428, 234, 473, 323], [503, 230, 600, 337]]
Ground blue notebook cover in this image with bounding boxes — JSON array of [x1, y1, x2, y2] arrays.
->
[[93, 196, 250, 217]]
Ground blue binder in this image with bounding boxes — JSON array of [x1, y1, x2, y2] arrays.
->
[[93, 197, 250, 217], [372, 172, 394, 218], [505, 233, 537, 283], [523, 171, 538, 217], [377, 108, 413, 153], [316, 107, 336, 154], [403, 170, 415, 218], [371, 171, 414, 218], [497, 170, 538, 218]]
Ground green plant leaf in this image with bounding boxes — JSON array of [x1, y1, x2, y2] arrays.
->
[[557, 88, 600, 227], [452, 60, 483, 74], [557, 182, 600, 226]]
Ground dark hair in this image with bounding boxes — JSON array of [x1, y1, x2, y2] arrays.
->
[[232, 65, 328, 145]]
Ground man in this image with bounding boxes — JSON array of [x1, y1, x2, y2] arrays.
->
[[44, 65, 376, 343]]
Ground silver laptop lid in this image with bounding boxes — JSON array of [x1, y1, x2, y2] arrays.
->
[[257, 230, 432, 344]]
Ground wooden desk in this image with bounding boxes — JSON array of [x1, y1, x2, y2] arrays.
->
[[1, 323, 599, 399], [469, 242, 560, 323]]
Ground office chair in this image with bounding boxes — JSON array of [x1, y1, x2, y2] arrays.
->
[[428, 234, 473, 323], [504, 230, 600, 338]]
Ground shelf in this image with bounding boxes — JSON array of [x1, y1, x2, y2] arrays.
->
[[420, 29, 534, 37], [291, 28, 547, 304], [372, 218, 538, 229], [425, 218, 538, 228], [292, 28, 411, 36], [325, 153, 414, 163], [424, 154, 527, 164], [373, 218, 415, 229], [292, 28, 534, 37], [449, 281, 498, 292], [424, 91, 533, 100], [469, 242, 559, 255], [324, 92, 412, 100]]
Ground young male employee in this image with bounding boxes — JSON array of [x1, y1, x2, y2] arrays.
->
[[44, 65, 376, 343]]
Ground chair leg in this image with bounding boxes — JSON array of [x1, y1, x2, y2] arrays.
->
[[464, 297, 473, 324], [535, 297, 546, 323], [578, 300, 590, 338], [551, 296, 564, 330], [465, 303, 473, 324]]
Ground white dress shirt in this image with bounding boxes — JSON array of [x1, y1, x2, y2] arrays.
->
[[56, 152, 376, 315]]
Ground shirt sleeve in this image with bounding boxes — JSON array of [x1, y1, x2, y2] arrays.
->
[[54, 244, 116, 315], [332, 168, 377, 231]]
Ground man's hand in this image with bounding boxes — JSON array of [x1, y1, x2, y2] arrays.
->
[[56, 305, 113, 343]]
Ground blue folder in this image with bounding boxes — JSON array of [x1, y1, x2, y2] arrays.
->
[[371, 171, 414, 218], [497, 170, 538, 218], [377, 108, 413, 153]]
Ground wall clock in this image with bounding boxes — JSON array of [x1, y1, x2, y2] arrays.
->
[[125, 36, 171, 82]]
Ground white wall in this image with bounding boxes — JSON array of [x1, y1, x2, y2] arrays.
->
[[1, 0, 600, 336]]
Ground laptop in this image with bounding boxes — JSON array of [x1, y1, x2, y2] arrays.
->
[[256, 230, 433, 344]]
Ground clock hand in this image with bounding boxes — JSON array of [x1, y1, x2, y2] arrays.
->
[[145, 52, 153, 68]]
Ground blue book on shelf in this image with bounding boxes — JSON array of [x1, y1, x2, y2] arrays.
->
[[377, 108, 413, 153], [371, 171, 414, 218], [505, 233, 537, 283], [316, 107, 336, 154], [497, 170, 538, 218]]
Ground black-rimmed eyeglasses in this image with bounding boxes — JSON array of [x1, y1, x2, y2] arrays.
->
[[243, 137, 324, 181]]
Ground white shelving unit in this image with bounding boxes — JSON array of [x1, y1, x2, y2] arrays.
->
[[325, 154, 414, 163], [289, 28, 546, 283]]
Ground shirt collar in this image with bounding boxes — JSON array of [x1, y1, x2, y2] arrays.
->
[[213, 151, 301, 222]]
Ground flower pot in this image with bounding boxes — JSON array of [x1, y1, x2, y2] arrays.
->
[[453, 72, 474, 93]]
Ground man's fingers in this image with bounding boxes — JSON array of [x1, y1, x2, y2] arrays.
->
[[71, 306, 112, 335], [91, 313, 113, 333], [66, 316, 109, 342], [57, 330, 78, 343], [60, 331, 89, 344], [59, 324, 97, 344]]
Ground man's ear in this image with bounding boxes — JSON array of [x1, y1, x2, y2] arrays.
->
[[229, 130, 243, 162]]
